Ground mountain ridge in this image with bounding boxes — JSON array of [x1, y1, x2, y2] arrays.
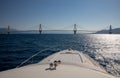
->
[[96, 28, 120, 34], [0, 28, 120, 34]]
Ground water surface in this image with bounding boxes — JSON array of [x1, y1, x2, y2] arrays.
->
[[0, 34, 120, 76]]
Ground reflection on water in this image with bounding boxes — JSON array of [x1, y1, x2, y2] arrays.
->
[[81, 34, 120, 77], [0, 34, 120, 77]]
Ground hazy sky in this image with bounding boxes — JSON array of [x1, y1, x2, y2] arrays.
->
[[0, 0, 120, 30]]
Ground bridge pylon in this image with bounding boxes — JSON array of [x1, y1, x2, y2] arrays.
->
[[73, 24, 77, 34], [39, 24, 42, 34], [109, 25, 112, 34]]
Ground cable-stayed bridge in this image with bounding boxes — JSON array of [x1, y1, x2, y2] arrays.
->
[[38, 24, 112, 34], [6, 24, 112, 34]]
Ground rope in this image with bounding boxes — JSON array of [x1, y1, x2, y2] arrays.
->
[[16, 46, 58, 68]]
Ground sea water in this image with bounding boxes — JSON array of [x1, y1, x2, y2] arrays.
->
[[0, 34, 120, 76]]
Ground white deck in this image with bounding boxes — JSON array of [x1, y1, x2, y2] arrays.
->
[[0, 49, 116, 78]]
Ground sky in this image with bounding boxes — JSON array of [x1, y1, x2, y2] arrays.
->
[[0, 0, 120, 30]]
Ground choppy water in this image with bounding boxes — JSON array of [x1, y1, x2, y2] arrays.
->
[[0, 34, 120, 77]]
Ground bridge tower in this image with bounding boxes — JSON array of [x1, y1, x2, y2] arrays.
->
[[39, 24, 42, 34], [8, 25, 10, 34], [73, 24, 77, 34], [109, 25, 112, 34]]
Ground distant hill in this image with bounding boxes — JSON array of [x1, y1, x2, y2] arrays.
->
[[1, 27, 120, 34], [15, 30, 74, 34], [0, 28, 73, 34], [96, 28, 120, 34], [0, 28, 19, 34], [0, 28, 8, 34]]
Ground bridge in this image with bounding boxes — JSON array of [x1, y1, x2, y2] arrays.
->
[[38, 24, 112, 34], [6, 24, 112, 34]]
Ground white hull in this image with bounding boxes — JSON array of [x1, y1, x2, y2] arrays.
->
[[0, 49, 115, 78]]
